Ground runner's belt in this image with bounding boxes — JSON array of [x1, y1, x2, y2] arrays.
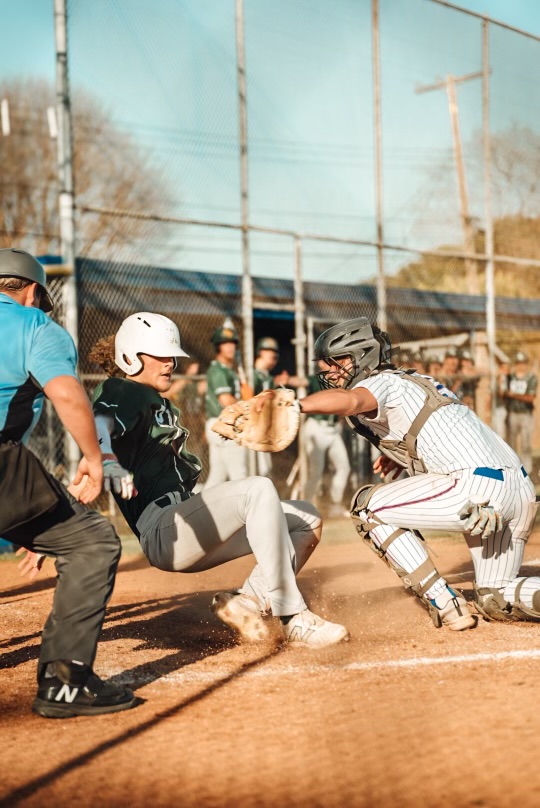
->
[[155, 491, 193, 508]]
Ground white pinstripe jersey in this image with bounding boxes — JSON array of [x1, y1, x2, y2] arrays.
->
[[354, 370, 521, 474]]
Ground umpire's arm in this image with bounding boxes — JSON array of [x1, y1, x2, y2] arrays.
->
[[44, 375, 104, 503]]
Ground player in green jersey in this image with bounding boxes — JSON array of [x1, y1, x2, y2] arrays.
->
[[205, 326, 248, 486], [87, 312, 349, 649]]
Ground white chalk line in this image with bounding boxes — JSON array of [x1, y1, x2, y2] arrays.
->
[[109, 647, 540, 687]]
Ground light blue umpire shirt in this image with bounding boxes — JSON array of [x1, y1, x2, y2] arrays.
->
[[0, 293, 78, 444]]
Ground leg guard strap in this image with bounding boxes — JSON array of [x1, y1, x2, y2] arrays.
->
[[360, 525, 439, 599], [473, 585, 516, 622]]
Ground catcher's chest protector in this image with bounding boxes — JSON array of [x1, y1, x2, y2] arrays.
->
[[347, 369, 465, 476]]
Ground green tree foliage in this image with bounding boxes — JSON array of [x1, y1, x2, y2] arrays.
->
[[388, 215, 540, 298]]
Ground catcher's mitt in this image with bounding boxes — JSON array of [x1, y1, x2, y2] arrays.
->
[[211, 389, 300, 452]]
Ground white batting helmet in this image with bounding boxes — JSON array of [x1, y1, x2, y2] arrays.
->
[[115, 312, 189, 376]]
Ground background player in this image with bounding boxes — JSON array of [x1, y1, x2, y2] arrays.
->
[[293, 317, 539, 630], [304, 364, 350, 518], [205, 325, 248, 486], [87, 312, 349, 649], [252, 336, 281, 477], [505, 351, 537, 475], [0, 248, 136, 718]]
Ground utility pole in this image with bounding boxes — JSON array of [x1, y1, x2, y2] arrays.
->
[[416, 70, 483, 295]]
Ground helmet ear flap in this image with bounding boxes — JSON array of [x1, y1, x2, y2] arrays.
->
[[117, 351, 143, 376]]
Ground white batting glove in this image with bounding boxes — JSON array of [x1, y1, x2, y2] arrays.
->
[[103, 459, 135, 500], [458, 499, 503, 539]]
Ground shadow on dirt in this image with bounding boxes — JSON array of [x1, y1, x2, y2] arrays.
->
[[0, 647, 281, 808], [0, 589, 245, 673]]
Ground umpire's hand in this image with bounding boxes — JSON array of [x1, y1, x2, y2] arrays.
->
[[71, 454, 105, 503]]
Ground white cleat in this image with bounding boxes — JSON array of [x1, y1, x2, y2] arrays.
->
[[283, 609, 350, 648], [434, 594, 476, 631], [211, 591, 271, 642]]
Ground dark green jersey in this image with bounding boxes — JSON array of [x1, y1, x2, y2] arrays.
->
[[93, 377, 201, 535], [253, 367, 275, 395], [205, 360, 241, 417], [307, 375, 337, 425]]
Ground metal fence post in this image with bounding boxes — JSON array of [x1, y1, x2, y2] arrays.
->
[[483, 18, 497, 422], [372, 0, 386, 331], [293, 236, 307, 497], [54, 0, 79, 481]]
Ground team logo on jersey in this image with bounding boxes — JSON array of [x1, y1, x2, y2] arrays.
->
[[155, 403, 182, 439]]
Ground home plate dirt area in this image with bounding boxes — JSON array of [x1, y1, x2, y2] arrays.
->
[[2, 521, 540, 808]]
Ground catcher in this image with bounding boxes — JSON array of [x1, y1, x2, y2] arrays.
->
[[238, 317, 540, 631], [85, 312, 349, 649]]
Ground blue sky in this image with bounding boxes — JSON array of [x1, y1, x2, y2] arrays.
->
[[2, 1, 539, 79], [1, 0, 540, 281]]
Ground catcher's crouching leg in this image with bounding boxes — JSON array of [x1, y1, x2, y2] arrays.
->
[[350, 485, 475, 631], [474, 578, 540, 623]]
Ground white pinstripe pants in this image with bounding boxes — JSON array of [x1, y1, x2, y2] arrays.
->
[[357, 467, 539, 606]]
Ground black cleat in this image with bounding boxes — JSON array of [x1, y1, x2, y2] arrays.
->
[[32, 660, 137, 719]]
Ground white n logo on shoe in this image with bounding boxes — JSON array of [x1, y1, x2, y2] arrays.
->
[[288, 625, 316, 643], [54, 684, 79, 703]]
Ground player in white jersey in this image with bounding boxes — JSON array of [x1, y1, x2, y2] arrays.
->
[[295, 318, 539, 631]]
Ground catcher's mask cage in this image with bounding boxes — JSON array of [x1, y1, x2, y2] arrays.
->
[[115, 312, 189, 376], [314, 317, 392, 389]]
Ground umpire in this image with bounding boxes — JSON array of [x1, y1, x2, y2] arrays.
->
[[0, 248, 136, 718]]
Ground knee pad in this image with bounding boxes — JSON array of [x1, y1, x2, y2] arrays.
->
[[350, 483, 384, 536], [350, 484, 439, 601]]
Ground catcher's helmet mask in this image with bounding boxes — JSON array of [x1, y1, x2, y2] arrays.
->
[[314, 318, 392, 390], [115, 312, 189, 376]]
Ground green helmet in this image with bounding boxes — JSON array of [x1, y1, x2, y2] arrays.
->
[[211, 325, 239, 346], [0, 248, 53, 312], [256, 336, 279, 355]]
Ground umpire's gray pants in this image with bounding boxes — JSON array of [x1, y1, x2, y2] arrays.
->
[[136, 477, 321, 616], [6, 489, 120, 670]]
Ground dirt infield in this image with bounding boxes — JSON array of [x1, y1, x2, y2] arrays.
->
[[2, 522, 540, 807]]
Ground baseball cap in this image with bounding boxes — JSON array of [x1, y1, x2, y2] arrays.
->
[[0, 248, 54, 312], [211, 326, 239, 346], [256, 336, 279, 354], [515, 351, 528, 363]]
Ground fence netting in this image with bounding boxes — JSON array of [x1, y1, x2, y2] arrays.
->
[[12, 0, 540, 513]]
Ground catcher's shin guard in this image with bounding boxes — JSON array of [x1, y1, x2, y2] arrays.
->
[[350, 484, 441, 625], [474, 581, 540, 622]]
